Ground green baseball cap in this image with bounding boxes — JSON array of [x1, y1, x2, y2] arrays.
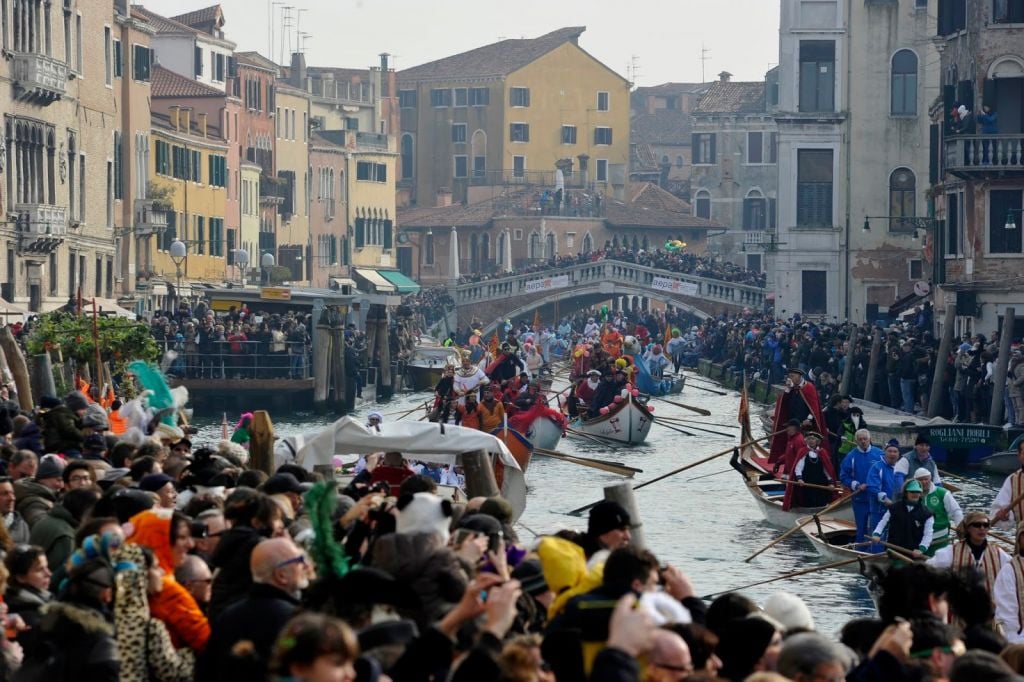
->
[[904, 480, 923, 493]]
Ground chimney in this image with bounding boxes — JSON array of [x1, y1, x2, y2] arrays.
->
[[290, 52, 307, 90], [181, 108, 192, 133], [198, 112, 208, 138], [435, 188, 452, 207], [169, 105, 180, 131], [718, 71, 732, 83], [379, 53, 390, 97]]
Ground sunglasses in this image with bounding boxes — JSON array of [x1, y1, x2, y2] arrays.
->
[[969, 522, 990, 529], [275, 554, 307, 570]]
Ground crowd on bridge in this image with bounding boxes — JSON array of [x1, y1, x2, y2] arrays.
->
[[450, 246, 768, 289]]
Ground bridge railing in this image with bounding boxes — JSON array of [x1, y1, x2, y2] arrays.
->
[[451, 260, 765, 310]]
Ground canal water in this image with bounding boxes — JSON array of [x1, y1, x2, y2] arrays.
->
[[189, 374, 1005, 635]]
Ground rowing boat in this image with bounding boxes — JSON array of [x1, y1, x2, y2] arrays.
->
[[734, 451, 854, 529], [572, 394, 654, 445], [524, 414, 564, 451], [406, 345, 462, 391], [796, 515, 882, 571]]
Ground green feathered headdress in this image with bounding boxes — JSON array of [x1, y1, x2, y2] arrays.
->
[[304, 480, 350, 579]]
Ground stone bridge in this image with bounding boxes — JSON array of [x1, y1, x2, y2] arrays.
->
[[450, 260, 767, 334]]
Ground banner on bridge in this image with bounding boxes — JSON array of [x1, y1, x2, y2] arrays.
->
[[650, 277, 699, 297], [524, 275, 570, 294]]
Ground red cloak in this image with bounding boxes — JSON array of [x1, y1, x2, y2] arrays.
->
[[782, 444, 836, 510], [768, 380, 826, 461]]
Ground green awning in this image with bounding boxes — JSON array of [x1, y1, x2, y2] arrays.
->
[[379, 269, 421, 294]]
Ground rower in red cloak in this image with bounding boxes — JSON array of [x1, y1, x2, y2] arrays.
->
[[783, 430, 837, 510], [770, 418, 805, 477], [769, 367, 826, 464]]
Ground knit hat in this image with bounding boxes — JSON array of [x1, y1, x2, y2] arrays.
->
[[39, 395, 62, 409], [263, 472, 307, 495], [913, 467, 932, 480], [511, 558, 549, 597], [64, 391, 90, 413], [763, 591, 815, 633], [83, 403, 109, 430], [717, 616, 779, 680], [83, 434, 107, 452], [37, 454, 66, 480], [458, 513, 502, 537], [139, 473, 175, 493], [886, 438, 901, 448], [587, 500, 631, 537], [915, 434, 930, 445], [479, 496, 514, 524], [395, 492, 452, 543]]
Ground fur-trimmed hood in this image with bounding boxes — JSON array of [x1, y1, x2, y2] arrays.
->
[[39, 600, 114, 636]]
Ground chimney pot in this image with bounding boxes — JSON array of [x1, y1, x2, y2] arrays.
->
[[436, 188, 453, 207], [718, 71, 733, 83]]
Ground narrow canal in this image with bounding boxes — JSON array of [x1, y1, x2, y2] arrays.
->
[[189, 373, 1004, 634]]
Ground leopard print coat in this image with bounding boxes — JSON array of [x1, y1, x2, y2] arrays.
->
[[114, 545, 195, 682]]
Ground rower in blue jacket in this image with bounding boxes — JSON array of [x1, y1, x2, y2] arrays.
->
[[839, 428, 883, 543]]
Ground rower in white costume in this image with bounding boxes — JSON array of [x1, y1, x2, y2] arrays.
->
[[355, 412, 384, 474], [453, 352, 490, 406], [928, 511, 1009, 604], [992, 441, 1024, 527], [993, 522, 1024, 643]]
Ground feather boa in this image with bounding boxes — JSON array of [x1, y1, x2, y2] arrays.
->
[[304, 481, 350, 580]]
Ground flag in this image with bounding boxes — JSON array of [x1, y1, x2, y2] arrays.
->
[[533, 309, 541, 332], [664, 320, 673, 345], [489, 332, 500, 357]]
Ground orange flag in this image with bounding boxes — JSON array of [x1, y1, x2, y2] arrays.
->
[[533, 309, 541, 332]]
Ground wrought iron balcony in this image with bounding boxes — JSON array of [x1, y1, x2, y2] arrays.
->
[[133, 199, 170, 235], [259, 174, 287, 206], [12, 52, 68, 104], [944, 133, 1024, 178]]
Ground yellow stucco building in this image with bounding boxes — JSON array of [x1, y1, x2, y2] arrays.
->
[[397, 27, 631, 207], [148, 108, 229, 287]]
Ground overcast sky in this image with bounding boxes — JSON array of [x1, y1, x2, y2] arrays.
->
[[142, 0, 780, 86]]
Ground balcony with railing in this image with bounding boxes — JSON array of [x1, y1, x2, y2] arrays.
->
[[259, 174, 287, 206], [134, 199, 170, 235], [16, 203, 66, 254], [12, 52, 68, 104], [468, 169, 598, 189], [354, 131, 390, 151], [944, 133, 1024, 177]]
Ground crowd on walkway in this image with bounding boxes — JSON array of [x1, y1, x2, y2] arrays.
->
[[697, 306, 1024, 425]]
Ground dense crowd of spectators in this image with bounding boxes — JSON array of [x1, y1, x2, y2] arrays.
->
[[452, 247, 767, 289], [694, 305, 1024, 425]]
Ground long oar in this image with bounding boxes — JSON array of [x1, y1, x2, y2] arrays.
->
[[534, 448, 642, 477], [566, 427, 622, 447], [655, 417, 733, 438], [780, 479, 845, 493], [568, 432, 778, 515], [702, 553, 890, 600], [657, 421, 696, 437], [937, 468, 1001, 494], [685, 468, 732, 483], [743, 490, 858, 563], [395, 399, 432, 421], [651, 395, 712, 416], [686, 382, 728, 396]]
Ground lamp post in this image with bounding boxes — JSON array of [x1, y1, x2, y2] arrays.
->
[[235, 249, 250, 287], [261, 252, 275, 285], [170, 239, 187, 306]]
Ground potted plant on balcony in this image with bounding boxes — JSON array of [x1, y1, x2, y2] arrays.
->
[[147, 182, 175, 212]]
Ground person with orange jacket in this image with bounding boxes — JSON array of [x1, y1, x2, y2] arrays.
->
[[477, 391, 506, 432], [107, 399, 127, 436], [127, 508, 211, 652]]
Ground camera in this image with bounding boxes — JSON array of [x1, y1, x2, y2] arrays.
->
[[189, 521, 209, 539]]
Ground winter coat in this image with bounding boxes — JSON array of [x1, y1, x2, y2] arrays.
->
[[29, 504, 77, 590], [371, 531, 469, 626], [197, 583, 299, 682], [6, 511, 30, 544], [207, 525, 263, 620], [4, 583, 51, 641], [14, 478, 58, 528], [14, 599, 119, 682], [113, 544, 194, 682], [127, 510, 210, 652], [37, 405, 83, 455], [12, 422, 43, 456]]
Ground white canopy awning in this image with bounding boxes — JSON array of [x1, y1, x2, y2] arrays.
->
[[90, 298, 138, 319], [0, 298, 29, 319], [354, 268, 396, 293]]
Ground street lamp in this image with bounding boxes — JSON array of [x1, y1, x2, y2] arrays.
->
[[235, 249, 250, 287], [261, 252, 275, 285], [170, 240, 187, 303]]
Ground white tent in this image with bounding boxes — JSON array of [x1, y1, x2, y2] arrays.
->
[[276, 416, 527, 519]]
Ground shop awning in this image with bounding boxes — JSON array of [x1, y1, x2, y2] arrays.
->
[[330, 277, 358, 292], [0, 298, 29, 318], [89, 298, 138, 320], [354, 268, 396, 293], [378, 270, 421, 294]]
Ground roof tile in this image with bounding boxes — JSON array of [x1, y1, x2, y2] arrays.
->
[[169, 5, 221, 28], [398, 27, 586, 82], [630, 110, 693, 144], [693, 81, 766, 114], [151, 65, 224, 98]]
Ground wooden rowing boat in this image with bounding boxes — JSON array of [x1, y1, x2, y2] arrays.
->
[[735, 452, 855, 529], [796, 515, 883, 571], [524, 414, 563, 451], [572, 394, 654, 445]]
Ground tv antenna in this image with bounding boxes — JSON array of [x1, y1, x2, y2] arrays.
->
[[701, 43, 711, 83]]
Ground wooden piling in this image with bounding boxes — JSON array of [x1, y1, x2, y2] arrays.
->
[[378, 317, 393, 400], [330, 322, 347, 413], [927, 305, 957, 418], [249, 410, 276, 475], [462, 449, 500, 498], [313, 324, 332, 411], [31, 354, 57, 405], [0, 326, 33, 410], [603, 482, 647, 550], [839, 337, 854, 396], [990, 307, 1015, 426], [863, 328, 882, 403]]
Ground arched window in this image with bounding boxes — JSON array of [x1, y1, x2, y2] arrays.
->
[[400, 134, 413, 180], [694, 190, 711, 219], [529, 232, 542, 260], [889, 167, 916, 231], [743, 189, 767, 231], [661, 154, 670, 165], [471, 130, 487, 178], [582, 232, 594, 253], [891, 50, 918, 116], [496, 231, 505, 266], [545, 232, 556, 259], [675, 155, 684, 168]]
